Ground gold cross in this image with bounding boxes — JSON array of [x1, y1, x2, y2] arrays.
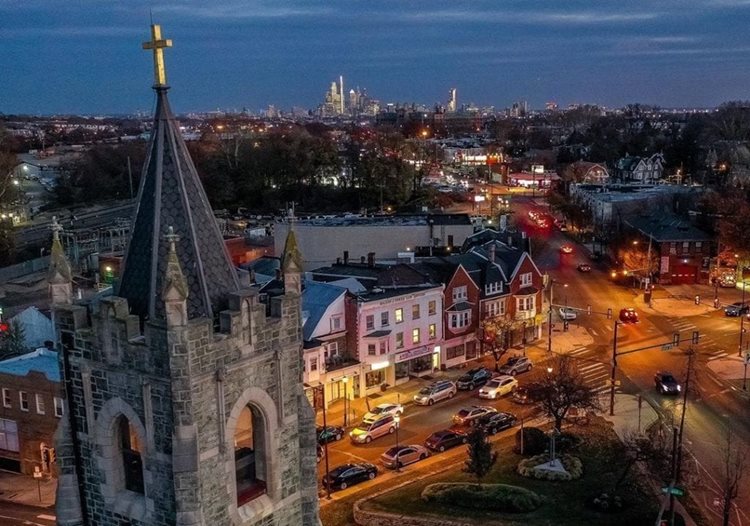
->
[[142, 24, 172, 86]]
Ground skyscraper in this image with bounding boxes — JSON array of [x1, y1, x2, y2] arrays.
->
[[447, 88, 457, 113]]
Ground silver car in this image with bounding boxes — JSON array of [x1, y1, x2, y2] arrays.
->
[[380, 444, 430, 469], [413, 380, 457, 406]]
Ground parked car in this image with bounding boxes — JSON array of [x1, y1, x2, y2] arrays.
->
[[362, 403, 404, 424], [511, 383, 541, 405], [558, 307, 577, 320], [316, 425, 345, 444], [472, 411, 517, 435], [380, 444, 430, 469], [577, 263, 591, 272], [452, 405, 497, 426], [456, 367, 494, 390], [349, 414, 398, 444], [413, 380, 457, 406], [654, 372, 681, 395], [560, 244, 574, 254], [724, 302, 749, 317], [619, 308, 639, 323], [718, 275, 737, 288], [498, 356, 533, 376], [425, 429, 467, 452], [321, 462, 378, 491], [478, 375, 518, 399]]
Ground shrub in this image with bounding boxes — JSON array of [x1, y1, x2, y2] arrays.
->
[[422, 482, 543, 513], [556, 432, 582, 453], [517, 454, 584, 481], [514, 427, 547, 456]]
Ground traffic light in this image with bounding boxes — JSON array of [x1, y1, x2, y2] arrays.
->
[[0, 323, 8, 333]]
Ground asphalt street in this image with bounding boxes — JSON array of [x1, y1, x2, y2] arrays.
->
[[0, 501, 55, 526]]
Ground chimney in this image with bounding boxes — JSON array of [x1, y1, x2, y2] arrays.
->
[[367, 252, 375, 267], [360, 256, 366, 264], [336, 257, 341, 265], [344, 250, 349, 265], [489, 243, 496, 263]]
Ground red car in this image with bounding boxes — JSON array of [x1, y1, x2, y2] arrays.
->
[[619, 308, 639, 323]]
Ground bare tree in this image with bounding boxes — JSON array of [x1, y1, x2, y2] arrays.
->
[[481, 316, 520, 372], [616, 426, 672, 492], [530, 355, 601, 432], [719, 428, 745, 526]]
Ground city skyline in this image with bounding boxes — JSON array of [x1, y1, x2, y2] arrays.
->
[[3, 1, 750, 114]]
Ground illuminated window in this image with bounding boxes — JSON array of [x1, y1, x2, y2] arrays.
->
[[395, 308, 404, 323], [428, 300, 437, 316], [234, 406, 267, 506], [117, 416, 144, 494], [429, 324, 437, 340], [412, 328, 421, 344]]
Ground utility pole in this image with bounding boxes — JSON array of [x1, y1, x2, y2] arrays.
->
[[609, 321, 619, 416]]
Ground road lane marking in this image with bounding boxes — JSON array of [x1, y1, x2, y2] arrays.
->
[[37, 515, 56, 521], [707, 353, 727, 361]]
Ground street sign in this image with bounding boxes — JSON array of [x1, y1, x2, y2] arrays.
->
[[661, 485, 685, 497], [661, 344, 673, 352]]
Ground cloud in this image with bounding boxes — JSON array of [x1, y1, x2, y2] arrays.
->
[[153, 2, 332, 20], [2, 26, 142, 38], [397, 8, 659, 25]]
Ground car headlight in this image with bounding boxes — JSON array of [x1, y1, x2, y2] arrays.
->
[[677, 385, 681, 391]]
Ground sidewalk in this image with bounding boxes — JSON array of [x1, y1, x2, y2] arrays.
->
[[0, 470, 56, 509], [602, 393, 697, 526]]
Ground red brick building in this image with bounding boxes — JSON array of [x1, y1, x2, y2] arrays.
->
[[0, 348, 63, 476]]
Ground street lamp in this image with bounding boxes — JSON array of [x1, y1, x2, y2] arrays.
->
[[547, 366, 553, 374], [393, 414, 401, 472], [342, 376, 349, 427]]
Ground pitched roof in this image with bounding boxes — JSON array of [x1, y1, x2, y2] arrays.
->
[[301, 281, 346, 341], [117, 87, 239, 320], [0, 348, 59, 382]]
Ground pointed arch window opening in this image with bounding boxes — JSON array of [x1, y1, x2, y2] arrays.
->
[[234, 405, 267, 506], [117, 415, 145, 495]]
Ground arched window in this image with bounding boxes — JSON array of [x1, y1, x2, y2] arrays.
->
[[117, 415, 144, 494], [234, 405, 266, 505]]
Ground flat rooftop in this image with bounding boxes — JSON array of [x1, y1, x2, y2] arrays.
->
[[279, 214, 471, 227]]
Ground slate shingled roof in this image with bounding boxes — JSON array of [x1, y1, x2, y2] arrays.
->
[[117, 87, 239, 320], [301, 281, 346, 341], [0, 348, 60, 383]]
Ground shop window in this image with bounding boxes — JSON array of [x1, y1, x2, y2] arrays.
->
[[366, 370, 385, 388], [412, 328, 421, 344], [395, 308, 403, 323], [412, 304, 420, 320], [446, 345, 465, 360], [429, 324, 437, 340], [117, 415, 144, 494], [428, 300, 437, 316], [396, 332, 404, 348], [0, 419, 19, 452], [234, 406, 267, 506]]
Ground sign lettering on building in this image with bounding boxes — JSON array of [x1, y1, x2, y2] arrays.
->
[[395, 346, 432, 363]]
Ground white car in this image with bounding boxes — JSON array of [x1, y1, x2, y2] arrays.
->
[[362, 403, 404, 424], [558, 307, 577, 320], [478, 376, 518, 399]]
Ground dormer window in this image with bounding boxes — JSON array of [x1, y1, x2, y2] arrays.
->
[[485, 282, 502, 295]]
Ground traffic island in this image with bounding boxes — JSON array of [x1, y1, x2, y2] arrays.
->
[[356, 417, 658, 526], [421, 483, 543, 513]]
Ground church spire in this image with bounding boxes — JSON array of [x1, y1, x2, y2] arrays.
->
[[47, 216, 73, 305], [117, 24, 239, 321]]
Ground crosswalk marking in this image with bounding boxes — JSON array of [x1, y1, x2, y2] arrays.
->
[[708, 352, 728, 361]]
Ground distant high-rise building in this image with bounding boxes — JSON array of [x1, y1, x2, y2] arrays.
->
[[447, 88, 457, 113], [545, 101, 558, 111]]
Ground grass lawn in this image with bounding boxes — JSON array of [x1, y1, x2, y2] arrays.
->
[[363, 418, 659, 526]]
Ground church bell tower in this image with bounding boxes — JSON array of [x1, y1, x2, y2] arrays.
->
[[53, 24, 320, 526]]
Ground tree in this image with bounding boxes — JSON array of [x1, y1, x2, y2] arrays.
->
[[615, 427, 671, 492], [463, 427, 497, 483], [719, 428, 744, 526], [481, 316, 519, 372], [530, 355, 601, 432], [0, 319, 27, 359]]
